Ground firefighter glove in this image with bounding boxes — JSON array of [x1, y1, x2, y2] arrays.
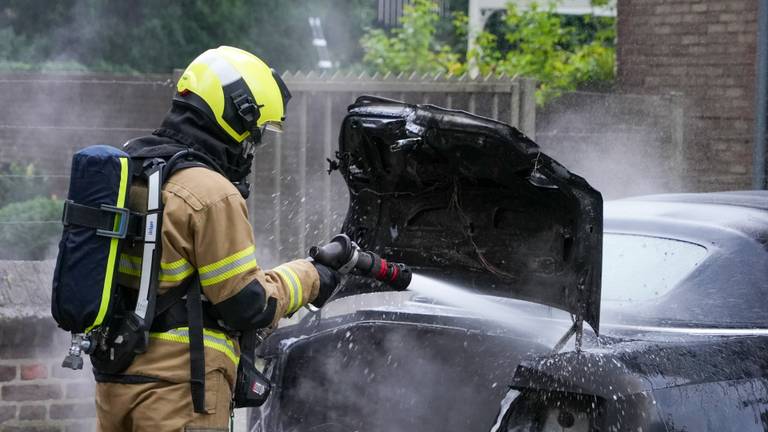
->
[[311, 262, 340, 307]]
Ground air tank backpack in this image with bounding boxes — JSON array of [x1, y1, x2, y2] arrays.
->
[[52, 144, 168, 372], [51, 144, 271, 412]]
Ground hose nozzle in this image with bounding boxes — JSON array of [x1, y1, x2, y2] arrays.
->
[[309, 234, 412, 291]]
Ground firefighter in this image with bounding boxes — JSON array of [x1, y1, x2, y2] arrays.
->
[[94, 46, 339, 431]]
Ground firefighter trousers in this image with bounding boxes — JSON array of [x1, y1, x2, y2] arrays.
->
[[95, 370, 231, 432]]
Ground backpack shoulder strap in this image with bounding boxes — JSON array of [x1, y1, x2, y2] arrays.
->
[[126, 158, 166, 353], [128, 149, 219, 414], [186, 277, 206, 413]]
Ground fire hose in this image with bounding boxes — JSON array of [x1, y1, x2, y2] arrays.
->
[[309, 234, 412, 291], [238, 235, 413, 407]]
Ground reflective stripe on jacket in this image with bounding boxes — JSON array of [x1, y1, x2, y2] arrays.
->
[[115, 166, 320, 386]]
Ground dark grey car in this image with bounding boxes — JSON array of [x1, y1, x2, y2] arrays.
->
[[250, 97, 768, 432]]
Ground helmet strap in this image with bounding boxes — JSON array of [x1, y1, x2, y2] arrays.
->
[[231, 90, 263, 130]]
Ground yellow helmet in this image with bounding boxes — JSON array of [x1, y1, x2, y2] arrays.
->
[[174, 46, 291, 143]]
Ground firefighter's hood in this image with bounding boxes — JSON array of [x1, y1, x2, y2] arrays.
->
[[125, 101, 253, 183]]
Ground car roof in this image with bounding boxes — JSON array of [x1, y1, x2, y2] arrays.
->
[[602, 190, 768, 327], [627, 190, 768, 211], [606, 190, 768, 248]]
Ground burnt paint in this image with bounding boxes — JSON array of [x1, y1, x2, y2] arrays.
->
[[254, 308, 553, 432]]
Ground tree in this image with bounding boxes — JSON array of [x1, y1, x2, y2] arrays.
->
[[0, 0, 376, 73], [360, 0, 464, 75], [474, 2, 615, 103], [361, 0, 616, 104]]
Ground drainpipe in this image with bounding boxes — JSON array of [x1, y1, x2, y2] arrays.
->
[[754, 0, 768, 189]]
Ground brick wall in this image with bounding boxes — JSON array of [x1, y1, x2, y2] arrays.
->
[[0, 261, 96, 431], [617, 0, 759, 191]]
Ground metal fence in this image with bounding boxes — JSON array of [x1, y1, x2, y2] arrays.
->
[[0, 72, 536, 265]]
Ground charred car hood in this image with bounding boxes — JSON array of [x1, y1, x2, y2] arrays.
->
[[335, 96, 603, 331]]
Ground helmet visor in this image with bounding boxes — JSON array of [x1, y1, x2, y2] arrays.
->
[[263, 120, 284, 133]]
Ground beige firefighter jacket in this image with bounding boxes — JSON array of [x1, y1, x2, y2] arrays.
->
[[114, 166, 320, 388]]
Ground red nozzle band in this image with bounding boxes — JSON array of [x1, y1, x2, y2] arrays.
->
[[389, 264, 399, 282], [376, 258, 389, 280]]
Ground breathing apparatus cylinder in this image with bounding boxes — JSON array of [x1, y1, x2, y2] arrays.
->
[[309, 234, 412, 291]]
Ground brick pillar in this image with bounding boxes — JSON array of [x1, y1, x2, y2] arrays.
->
[[0, 261, 97, 431], [617, 0, 759, 191], [0, 319, 97, 432]]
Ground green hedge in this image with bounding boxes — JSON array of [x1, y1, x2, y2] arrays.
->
[[0, 197, 63, 260]]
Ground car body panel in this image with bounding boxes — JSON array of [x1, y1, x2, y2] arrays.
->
[[500, 191, 768, 432], [254, 304, 555, 432], [601, 197, 768, 327], [503, 333, 768, 431], [252, 96, 768, 432]]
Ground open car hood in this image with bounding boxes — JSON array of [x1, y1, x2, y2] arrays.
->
[[335, 96, 603, 332]]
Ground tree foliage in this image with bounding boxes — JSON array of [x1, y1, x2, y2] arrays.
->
[[0, 0, 376, 73], [360, 0, 464, 75], [0, 163, 50, 208], [361, 0, 616, 104], [0, 163, 62, 260], [0, 196, 63, 260]]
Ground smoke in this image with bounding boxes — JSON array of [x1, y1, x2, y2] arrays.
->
[[536, 92, 689, 200], [262, 275, 576, 432]]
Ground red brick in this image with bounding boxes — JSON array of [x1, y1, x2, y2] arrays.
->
[[49, 402, 96, 420], [65, 382, 94, 399], [691, 3, 707, 12], [0, 365, 16, 382], [726, 2, 750, 12], [726, 22, 749, 33], [682, 14, 708, 24], [18, 404, 46, 420], [21, 364, 48, 381], [2, 384, 62, 401], [707, 3, 728, 12], [0, 405, 15, 423], [51, 366, 90, 380], [1, 426, 62, 432], [65, 421, 96, 432], [707, 23, 726, 33], [719, 13, 742, 22]]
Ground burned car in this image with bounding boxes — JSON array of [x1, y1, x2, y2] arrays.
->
[[502, 191, 768, 432], [250, 97, 768, 432]]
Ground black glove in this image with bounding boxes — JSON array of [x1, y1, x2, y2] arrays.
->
[[311, 262, 340, 308]]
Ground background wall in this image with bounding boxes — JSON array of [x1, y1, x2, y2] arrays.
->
[[0, 72, 701, 264], [0, 70, 722, 430], [537, 90, 686, 197], [617, 0, 759, 191], [0, 261, 96, 432]]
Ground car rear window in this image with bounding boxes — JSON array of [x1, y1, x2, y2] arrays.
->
[[601, 233, 708, 306]]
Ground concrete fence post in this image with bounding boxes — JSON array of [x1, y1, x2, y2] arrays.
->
[[669, 92, 686, 189], [519, 78, 538, 139], [273, 133, 283, 257], [297, 92, 308, 257]]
